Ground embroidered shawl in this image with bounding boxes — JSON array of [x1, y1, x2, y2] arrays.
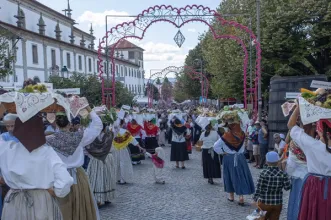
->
[[112, 131, 134, 150], [144, 122, 158, 136], [222, 123, 245, 151], [127, 123, 142, 137], [86, 132, 113, 162], [46, 131, 84, 157]]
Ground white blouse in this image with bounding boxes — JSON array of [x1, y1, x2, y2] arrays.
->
[[171, 128, 191, 143], [0, 142, 73, 198], [213, 138, 245, 155], [56, 111, 103, 169], [134, 129, 146, 139], [199, 131, 220, 149], [290, 125, 331, 176]]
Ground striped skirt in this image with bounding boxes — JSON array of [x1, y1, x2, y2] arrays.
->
[[57, 167, 97, 220], [222, 153, 255, 195], [87, 153, 116, 205], [2, 189, 63, 220]]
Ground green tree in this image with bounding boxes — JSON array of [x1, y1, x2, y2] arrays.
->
[[261, 0, 331, 76], [161, 77, 172, 102], [49, 74, 134, 107], [0, 28, 16, 78], [144, 82, 159, 100], [173, 79, 189, 102]]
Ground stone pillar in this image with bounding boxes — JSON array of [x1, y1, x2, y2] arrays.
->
[[60, 48, 64, 77], [84, 54, 87, 74], [73, 51, 77, 73], [92, 56, 95, 74], [21, 39, 27, 80], [43, 44, 48, 81]]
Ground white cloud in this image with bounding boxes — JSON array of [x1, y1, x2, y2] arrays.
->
[[77, 10, 131, 27], [139, 42, 181, 54], [144, 53, 186, 62], [187, 28, 196, 32]]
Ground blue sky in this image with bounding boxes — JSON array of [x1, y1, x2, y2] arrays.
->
[[37, 0, 221, 78]]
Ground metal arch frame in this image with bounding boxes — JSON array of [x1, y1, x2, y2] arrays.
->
[[98, 5, 262, 113], [147, 66, 184, 107], [147, 66, 210, 107], [147, 66, 183, 107]]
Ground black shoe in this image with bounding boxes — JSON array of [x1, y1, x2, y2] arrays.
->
[[181, 166, 186, 169]]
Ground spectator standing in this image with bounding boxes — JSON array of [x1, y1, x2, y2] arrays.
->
[[258, 119, 268, 169], [273, 133, 286, 157]]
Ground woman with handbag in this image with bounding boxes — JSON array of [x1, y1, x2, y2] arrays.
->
[[199, 123, 221, 184]]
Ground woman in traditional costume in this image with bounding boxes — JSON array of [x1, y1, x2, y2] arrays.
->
[[127, 119, 146, 164], [46, 107, 103, 220], [199, 123, 221, 184], [288, 105, 331, 220], [0, 113, 20, 213], [113, 120, 145, 184], [144, 119, 159, 154], [213, 112, 255, 205], [0, 114, 73, 220], [170, 118, 190, 169], [86, 123, 115, 206]]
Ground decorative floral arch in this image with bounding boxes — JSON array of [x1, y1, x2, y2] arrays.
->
[[98, 5, 261, 112], [147, 66, 209, 107]]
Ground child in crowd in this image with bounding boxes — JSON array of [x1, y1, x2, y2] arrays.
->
[[253, 152, 291, 220], [146, 147, 166, 184]]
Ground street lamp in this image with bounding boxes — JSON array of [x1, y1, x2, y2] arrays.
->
[[256, 0, 262, 120], [61, 66, 68, 78], [194, 58, 204, 103]]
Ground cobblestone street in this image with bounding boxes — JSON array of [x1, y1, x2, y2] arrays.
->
[[100, 146, 289, 220]]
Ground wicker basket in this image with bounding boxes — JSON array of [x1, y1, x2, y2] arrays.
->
[[2, 101, 65, 113], [195, 140, 203, 152]]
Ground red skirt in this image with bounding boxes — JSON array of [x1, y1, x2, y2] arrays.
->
[[186, 139, 192, 154], [298, 174, 331, 220]]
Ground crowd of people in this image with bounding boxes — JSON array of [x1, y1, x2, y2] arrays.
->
[[0, 91, 330, 220]]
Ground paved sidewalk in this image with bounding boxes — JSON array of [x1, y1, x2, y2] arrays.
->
[[100, 146, 288, 220]]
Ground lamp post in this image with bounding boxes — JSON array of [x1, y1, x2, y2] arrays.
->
[[61, 66, 68, 78], [194, 58, 204, 103], [256, 0, 262, 120]]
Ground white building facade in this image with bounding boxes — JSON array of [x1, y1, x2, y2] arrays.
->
[[0, 0, 145, 96]]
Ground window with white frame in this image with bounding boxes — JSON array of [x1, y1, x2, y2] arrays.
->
[[66, 53, 71, 69], [32, 45, 38, 64], [88, 58, 92, 72], [51, 49, 56, 67], [78, 55, 82, 70], [129, 51, 135, 59]]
